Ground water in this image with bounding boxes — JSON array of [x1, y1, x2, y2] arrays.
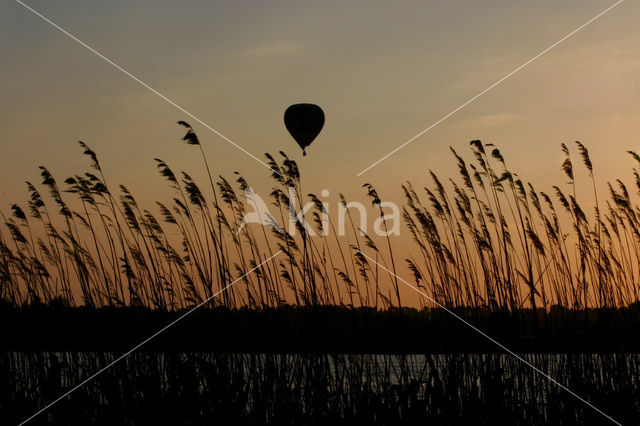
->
[[2, 352, 638, 425]]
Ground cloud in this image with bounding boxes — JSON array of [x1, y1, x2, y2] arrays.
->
[[237, 42, 301, 58]]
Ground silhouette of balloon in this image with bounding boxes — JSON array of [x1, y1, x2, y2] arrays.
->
[[284, 104, 324, 156]]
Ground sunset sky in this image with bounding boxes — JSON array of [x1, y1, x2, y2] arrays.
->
[[1, 0, 639, 260], [5, 5, 640, 423]]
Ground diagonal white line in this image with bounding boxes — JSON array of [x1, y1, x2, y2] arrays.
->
[[356, 250, 622, 426], [356, 0, 624, 176], [17, 250, 282, 426], [14, 0, 281, 177]]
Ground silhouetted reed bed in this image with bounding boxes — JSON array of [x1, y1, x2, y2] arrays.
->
[[3, 128, 640, 424], [2, 351, 638, 425], [3, 125, 640, 313]]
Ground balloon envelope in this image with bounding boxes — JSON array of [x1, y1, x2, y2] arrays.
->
[[284, 104, 324, 156]]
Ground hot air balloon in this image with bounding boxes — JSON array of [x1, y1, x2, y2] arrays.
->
[[284, 103, 324, 156]]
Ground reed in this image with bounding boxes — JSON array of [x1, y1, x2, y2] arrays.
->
[[3, 352, 638, 425], [1, 126, 639, 312]]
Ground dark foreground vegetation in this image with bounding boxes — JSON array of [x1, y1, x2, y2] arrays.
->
[[2, 302, 640, 353], [4, 128, 640, 313], [3, 351, 638, 425], [3, 128, 640, 424]]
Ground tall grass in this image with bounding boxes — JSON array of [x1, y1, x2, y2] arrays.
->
[[3, 352, 639, 425], [1, 126, 640, 311], [403, 140, 640, 310]]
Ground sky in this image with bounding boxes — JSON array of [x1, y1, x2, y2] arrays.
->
[[1, 0, 639, 299]]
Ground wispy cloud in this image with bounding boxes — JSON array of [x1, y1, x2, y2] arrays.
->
[[237, 42, 301, 58]]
